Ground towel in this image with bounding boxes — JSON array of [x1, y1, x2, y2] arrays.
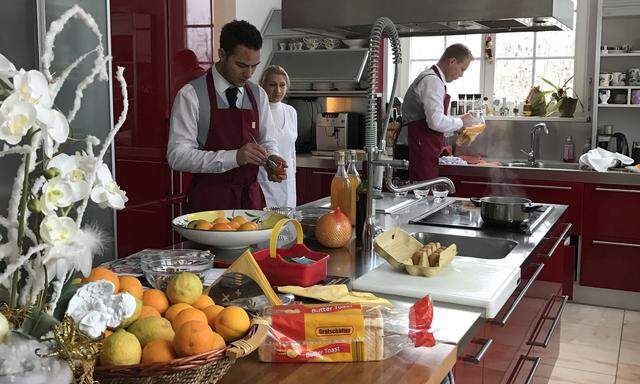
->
[[579, 147, 633, 172]]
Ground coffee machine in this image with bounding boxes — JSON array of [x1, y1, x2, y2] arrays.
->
[[314, 112, 363, 154]]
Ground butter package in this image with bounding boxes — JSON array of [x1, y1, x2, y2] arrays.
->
[[258, 296, 435, 363]]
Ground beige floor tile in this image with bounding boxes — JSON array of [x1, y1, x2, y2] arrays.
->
[[621, 323, 640, 344], [562, 303, 624, 328], [533, 363, 615, 384], [557, 322, 622, 350], [537, 342, 619, 376], [616, 379, 639, 384], [617, 340, 640, 384], [623, 310, 640, 326]]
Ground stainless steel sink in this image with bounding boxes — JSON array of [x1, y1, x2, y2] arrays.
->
[[411, 232, 518, 259], [499, 160, 582, 170]]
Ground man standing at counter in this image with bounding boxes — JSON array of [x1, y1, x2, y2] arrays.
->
[[167, 20, 286, 211], [402, 43, 474, 181]]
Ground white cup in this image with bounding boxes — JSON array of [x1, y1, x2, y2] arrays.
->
[[599, 73, 612, 86], [612, 72, 626, 86]]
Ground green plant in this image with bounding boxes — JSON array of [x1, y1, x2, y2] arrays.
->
[[540, 76, 584, 117]]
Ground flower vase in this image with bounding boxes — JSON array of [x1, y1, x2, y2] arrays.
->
[[558, 97, 578, 117]]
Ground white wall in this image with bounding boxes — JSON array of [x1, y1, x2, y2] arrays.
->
[[235, 0, 281, 80]]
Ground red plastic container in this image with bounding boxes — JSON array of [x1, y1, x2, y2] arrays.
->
[[252, 219, 329, 287]]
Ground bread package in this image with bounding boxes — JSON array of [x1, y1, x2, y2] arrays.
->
[[258, 303, 384, 362]]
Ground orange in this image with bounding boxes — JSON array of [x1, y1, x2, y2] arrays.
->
[[173, 320, 225, 357], [139, 305, 161, 319], [229, 221, 240, 230], [103, 329, 113, 338], [192, 295, 215, 310], [142, 289, 170, 315], [231, 216, 248, 225], [202, 305, 225, 328], [171, 308, 208, 331], [164, 303, 192, 323], [194, 220, 213, 230], [212, 217, 229, 224], [211, 223, 235, 231], [83, 267, 120, 293], [213, 306, 251, 342], [238, 222, 259, 231], [141, 339, 176, 364], [119, 275, 143, 299]]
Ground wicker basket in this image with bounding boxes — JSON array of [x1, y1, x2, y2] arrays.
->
[[94, 318, 269, 384]]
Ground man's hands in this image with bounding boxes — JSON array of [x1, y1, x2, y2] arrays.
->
[[267, 155, 288, 183], [237, 142, 268, 166]]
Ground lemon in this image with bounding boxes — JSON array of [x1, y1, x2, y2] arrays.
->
[[120, 297, 142, 328], [99, 329, 141, 366], [0, 313, 9, 343], [166, 272, 203, 305], [127, 316, 175, 347]]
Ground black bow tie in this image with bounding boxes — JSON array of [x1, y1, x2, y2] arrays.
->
[[226, 87, 239, 109]]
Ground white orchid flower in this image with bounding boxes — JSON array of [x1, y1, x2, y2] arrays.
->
[[90, 163, 128, 210], [0, 53, 17, 88], [41, 108, 70, 157], [13, 69, 52, 107], [47, 153, 91, 201], [40, 214, 78, 246], [40, 177, 74, 213], [0, 94, 36, 145]]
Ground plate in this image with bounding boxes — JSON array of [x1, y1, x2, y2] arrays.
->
[[172, 209, 286, 249]]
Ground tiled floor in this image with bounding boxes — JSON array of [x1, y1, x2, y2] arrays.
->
[[535, 303, 640, 384]]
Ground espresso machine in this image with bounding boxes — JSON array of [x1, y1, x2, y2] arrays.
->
[[313, 112, 363, 155]]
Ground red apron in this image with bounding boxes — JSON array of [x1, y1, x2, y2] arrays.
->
[[407, 66, 451, 181], [186, 71, 265, 212]]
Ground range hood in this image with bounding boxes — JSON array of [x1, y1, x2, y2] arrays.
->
[[282, 0, 574, 38]]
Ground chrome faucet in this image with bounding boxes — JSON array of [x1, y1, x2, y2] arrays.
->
[[521, 123, 548, 166], [362, 17, 456, 260]]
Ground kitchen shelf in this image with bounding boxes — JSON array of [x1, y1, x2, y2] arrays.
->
[[287, 90, 380, 97], [600, 52, 640, 57], [598, 86, 640, 89], [597, 104, 640, 108], [484, 116, 589, 122]]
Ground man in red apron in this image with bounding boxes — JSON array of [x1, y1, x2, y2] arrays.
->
[[167, 20, 286, 212], [401, 44, 475, 181]]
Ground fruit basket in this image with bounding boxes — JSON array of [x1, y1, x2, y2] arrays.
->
[[253, 218, 329, 287], [94, 317, 269, 384], [172, 210, 286, 249]]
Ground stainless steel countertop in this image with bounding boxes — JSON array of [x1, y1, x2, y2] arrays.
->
[[441, 163, 640, 186]]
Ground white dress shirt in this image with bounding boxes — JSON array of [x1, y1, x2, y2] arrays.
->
[[413, 64, 463, 133], [167, 65, 279, 174], [258, 102, 297, 207]]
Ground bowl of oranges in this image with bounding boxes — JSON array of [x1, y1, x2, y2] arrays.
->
[[172, 209, 287, 249]]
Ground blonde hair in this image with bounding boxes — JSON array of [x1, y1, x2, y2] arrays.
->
[[260, 65, 290, 87]]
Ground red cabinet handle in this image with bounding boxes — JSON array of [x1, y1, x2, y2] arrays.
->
[[506, 355, 541, 384], [593, 240, 640, 248], [461, 338, 493, 364], [490, 263, 545, 326], [541, 223, 572, 260], [528, 295, 568, 347], [595, 187, 640, 194]]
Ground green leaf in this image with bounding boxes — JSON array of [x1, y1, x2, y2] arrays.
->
[[53, 280, 83, 321], [540, 77, 559, 90]]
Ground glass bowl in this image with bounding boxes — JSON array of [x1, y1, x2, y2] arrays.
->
[[413, 188, 430, 199], [432, 184, 450, 199], [141, 251, 214, 290]]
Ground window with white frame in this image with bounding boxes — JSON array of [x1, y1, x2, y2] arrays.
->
[[405, 0, 578, 108]]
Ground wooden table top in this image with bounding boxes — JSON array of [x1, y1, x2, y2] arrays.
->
[[218, 342, 457, 384]]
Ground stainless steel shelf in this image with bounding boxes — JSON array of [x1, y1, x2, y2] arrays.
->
[[287, 90, 380, 97]]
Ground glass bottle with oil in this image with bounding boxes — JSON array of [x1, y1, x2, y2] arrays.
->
[[346, 150, 361, 226], [330, 151, 352, 221]]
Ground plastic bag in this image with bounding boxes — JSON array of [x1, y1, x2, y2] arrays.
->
[[257, 295, 435, 363]]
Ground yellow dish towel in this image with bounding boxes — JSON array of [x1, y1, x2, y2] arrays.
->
[[277, 284, 392, 306]]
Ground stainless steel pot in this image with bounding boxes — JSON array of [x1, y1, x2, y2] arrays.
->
[[470, 196, 542, 225]]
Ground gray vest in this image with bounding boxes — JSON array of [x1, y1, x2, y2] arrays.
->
[[189, 72, 262, 148], [401, 68, 444, 125]]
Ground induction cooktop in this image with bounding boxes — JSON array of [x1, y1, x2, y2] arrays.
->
[[410, 200, 553, 235]]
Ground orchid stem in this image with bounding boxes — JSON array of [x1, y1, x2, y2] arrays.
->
[[11, 152, 32, 308]]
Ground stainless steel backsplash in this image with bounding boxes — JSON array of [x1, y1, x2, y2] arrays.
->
[[451, 119, 593, 162]]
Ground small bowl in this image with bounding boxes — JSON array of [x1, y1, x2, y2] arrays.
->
[[432, 185, 450, 199], [413, 188, 430, 199], [141, 253, 214, 290], [322, 38, 341, 49]]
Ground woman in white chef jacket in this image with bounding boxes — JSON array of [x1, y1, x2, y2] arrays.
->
[[258, 65, 297, 207]]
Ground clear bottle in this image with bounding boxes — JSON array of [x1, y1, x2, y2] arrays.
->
[[331, 151, 352, 222], [457, 94, 465, 115], [563, 135, 576, 163], [474, 94, 482, 110], [346, 150, 361, 226]]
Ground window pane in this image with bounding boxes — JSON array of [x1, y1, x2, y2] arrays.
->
[[535, 14, 576, 57], [409, 60, 437, 82], [410, 36, 444, 60], [187, 27, 213, 62], [534, 59, 575, 93], [448, 60, 481, 99], [495, 32, 534, 58], [494, 59, 533, 102], [446, 34, 482, 59], [186, 0, 212, 25]]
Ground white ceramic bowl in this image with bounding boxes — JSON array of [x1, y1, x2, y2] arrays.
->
[[172, 209, 286, 249]]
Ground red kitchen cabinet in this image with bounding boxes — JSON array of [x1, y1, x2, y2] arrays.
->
[[111, 0, 214, 257], [580, 184, 640, 292], [455, 326, 487, 384], [532, 222, 574, 298], [297, 167, 334, 205], [443, 175, 582, 236]]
